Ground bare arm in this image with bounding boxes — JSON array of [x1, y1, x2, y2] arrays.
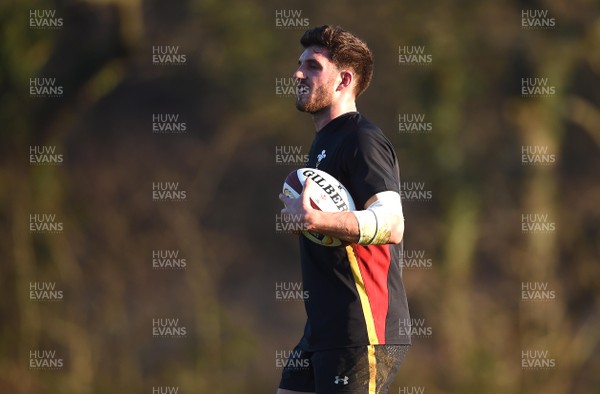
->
[[278, 178, 404, 245]]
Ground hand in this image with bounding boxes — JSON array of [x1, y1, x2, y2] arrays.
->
[[279, 178, 318, 231]]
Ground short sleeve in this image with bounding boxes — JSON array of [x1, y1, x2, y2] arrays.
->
[[341, 126, 400, 209]]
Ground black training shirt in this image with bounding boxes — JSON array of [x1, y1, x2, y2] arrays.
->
[[298, 112, 411, 351]]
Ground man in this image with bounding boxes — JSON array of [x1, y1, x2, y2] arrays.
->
[[277, 25, 411, 394]]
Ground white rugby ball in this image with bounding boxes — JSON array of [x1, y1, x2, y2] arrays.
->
[[282, 168, 356, 247]]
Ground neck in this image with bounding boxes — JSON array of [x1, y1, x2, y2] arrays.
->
[[312, 99, 357, 131]]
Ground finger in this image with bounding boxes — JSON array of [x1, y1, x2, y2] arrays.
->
[[301, 177, 313, 206]]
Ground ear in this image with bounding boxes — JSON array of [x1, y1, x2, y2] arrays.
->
[[336, 71, 353, 92]]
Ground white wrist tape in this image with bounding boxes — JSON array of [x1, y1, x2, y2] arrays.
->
[[352, 191, 403, 245]]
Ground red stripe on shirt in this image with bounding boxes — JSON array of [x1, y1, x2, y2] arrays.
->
[[351, 244, 391, 343]]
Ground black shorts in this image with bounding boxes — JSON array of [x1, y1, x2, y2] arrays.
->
[[278, 344, 410, 393]]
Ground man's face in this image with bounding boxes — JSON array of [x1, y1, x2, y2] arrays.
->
[[294, 46, 340, 114]]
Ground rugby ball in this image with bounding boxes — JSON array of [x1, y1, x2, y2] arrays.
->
[[282, 168, 356, 247]]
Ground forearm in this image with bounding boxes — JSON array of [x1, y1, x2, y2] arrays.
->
[[279, 179, 405, 245], [305, 210, 360, 244], [305, 209, 405, 245]]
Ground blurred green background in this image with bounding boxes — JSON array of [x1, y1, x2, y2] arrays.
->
[[1, 0, 600, 393]]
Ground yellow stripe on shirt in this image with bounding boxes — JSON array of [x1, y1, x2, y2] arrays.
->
[[368, 344, 377, 394], [345, 245, 380, 344]]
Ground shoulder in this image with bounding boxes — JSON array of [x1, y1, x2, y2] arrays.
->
[[341, 113, 392, 154]]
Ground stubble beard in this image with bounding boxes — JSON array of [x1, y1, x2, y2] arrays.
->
[[295, 81, 334, 114]]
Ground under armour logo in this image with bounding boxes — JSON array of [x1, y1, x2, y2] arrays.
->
[[316, 150, 327, 167], [334, 375, 349, 385]]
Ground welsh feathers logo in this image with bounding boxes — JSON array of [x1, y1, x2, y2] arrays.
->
[[316, 149, 327, 168]]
